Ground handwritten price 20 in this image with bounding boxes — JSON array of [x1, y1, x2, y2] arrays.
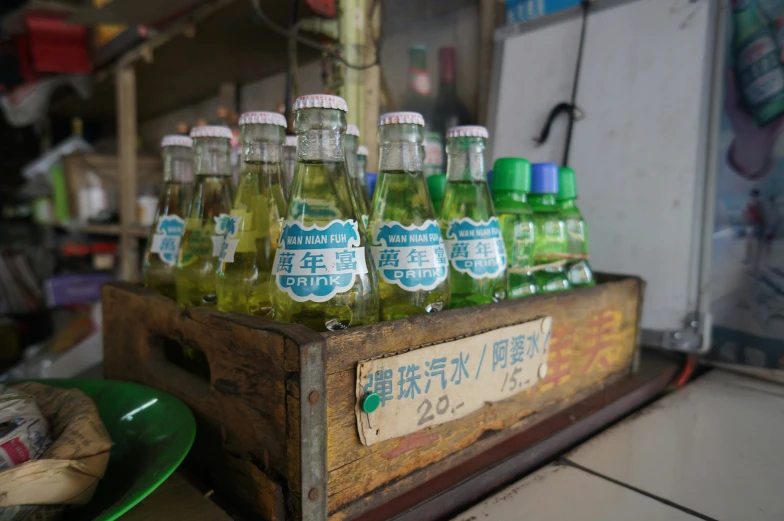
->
[[417, 395, 466, 426]]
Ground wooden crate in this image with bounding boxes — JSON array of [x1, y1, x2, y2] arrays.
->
[[102, 274, 642, 521]]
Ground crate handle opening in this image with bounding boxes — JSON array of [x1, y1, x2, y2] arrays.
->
[[152, 334, 212, 384]]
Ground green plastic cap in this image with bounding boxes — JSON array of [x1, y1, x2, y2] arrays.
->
[[491, 157, 531, 193], [557, 166, 578, 201], [427, 174, 446, 202]]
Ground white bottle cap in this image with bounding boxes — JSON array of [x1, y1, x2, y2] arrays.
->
[[161, 135, 193, 148], [357, 145, 369, 156], [190, 125, 233, 140], [292, 94, 348, 112], [446, 125, 488, 139], [378, 111, 425, 127], [239, 111, 287, 128], [285, 135, 298, 147], [346, 124, 360, 137]]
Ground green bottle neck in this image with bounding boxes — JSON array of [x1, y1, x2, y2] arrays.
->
[[194, 136, 232, 177], [492, 190, 528, 205], [243, 124, 284, 164], [378, 123, 424, 175], [529, 193, 557, 207], [446, 136, 486, 182], [557, 198, 576, 210], [294, 108, 346, 163], [163, 145, 193, 183]]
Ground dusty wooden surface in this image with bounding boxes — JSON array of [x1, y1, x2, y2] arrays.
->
[[120, 473, 231, 521], [322, 278, 641, 517]]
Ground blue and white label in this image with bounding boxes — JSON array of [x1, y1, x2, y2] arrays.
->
[[212, 214, 232, 257], [273, 219, 368, 303], [150, 214, 185, 265], [445, 217, 507, 279], [371, 220, 448, 291]]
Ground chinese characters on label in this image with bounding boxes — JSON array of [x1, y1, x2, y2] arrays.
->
[[150, 214, 185, 265], [355, 316, 551, 446], [219, 211, 257, 264], [273, 219, 368, 302], [211, 214, 232, 257], [444, 217, 507, 280], [371, 220, 448, 291]]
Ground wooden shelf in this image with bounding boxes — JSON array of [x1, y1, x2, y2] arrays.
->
[[50, 0, 320, 123]]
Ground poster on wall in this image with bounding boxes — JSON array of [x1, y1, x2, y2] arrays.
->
[[709, 0, 784, 369]]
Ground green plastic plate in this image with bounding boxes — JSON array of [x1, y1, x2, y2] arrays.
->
[[29, 379, 195, 521]]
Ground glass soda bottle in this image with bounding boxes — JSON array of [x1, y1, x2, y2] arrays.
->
[[357, 145, 370, 203], [439, 125, 507, 308], [143, 135, 194, 299], [731, 0, 784, 125], [282, 134, 297, 198], [345, 124, 371, 228], [529, 162, 570, 293], [369, 111, 450, 320], [175, 126, 234, 307], [427, 173, 446, 214], [491, 157, 537, 299], [557, 166, 595, 287], [216, 112, 287, 316], [270, 94, 378, 331]]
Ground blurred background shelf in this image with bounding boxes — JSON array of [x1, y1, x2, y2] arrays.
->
[[49, 0, 321, 125]]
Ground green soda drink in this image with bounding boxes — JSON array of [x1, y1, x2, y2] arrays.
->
[[270, 94, 379, 331], [345, 124, 371, 229], [174, 126, 234, 307], [216, 112, 287, 316], [557, 166, 594, 287], [426, 173, 446, 214], [357, 145, 370, 202], [143, 135, 194, 300], [491, 157, 537, 299], [439, 126, 506, 308], [282, 135, 297, 199], [369, 111, 449, 320], [529, 163, 570, 293]]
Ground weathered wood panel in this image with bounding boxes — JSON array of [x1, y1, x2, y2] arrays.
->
[[102, 283, 321, 520], [322, 278, 641, 515]]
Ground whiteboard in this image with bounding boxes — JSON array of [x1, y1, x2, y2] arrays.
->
[[489, 12, 583, 164], [490, 0, 715, 333]]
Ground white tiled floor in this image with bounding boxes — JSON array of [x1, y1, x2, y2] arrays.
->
[[566, 370, 784, 521], [452, 370, 784, 520], [452, 464, 700, 521]]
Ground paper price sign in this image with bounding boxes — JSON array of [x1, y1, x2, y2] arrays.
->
[[355, 316, 552, 446]]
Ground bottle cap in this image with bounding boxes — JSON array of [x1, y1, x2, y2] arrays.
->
[[447, 125, 488, 139], [530, 163, 559, 194], [239, 111, 287, 128], [292, 94, 348, 112], [357, 145, 369, 156], [161, 135, 193, 148], [427, 173, 446, 202], [190, 125, 233, 140], [346, 124, 360, 137], [491, 157, 531, 193], [378, 111, 425, 127], [285, 135, 297, 147], [557, 166, 578, 201]]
